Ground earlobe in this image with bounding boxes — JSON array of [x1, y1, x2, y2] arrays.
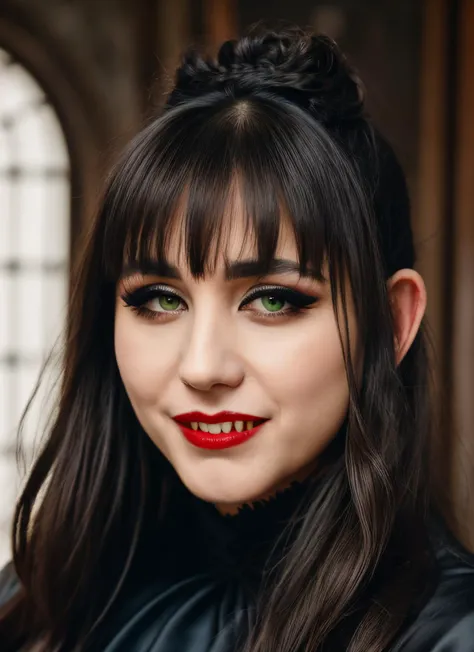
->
[[387, 269, 427, 366]]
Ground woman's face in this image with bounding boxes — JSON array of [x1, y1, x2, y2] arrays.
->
[[114, 198, 359, 510]]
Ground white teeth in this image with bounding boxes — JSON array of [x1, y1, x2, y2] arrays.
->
[[190, 420, 259, 434]]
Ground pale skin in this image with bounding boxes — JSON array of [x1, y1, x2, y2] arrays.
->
[[114, 198, 426, 515]]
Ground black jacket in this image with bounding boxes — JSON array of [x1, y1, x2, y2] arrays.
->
[[1, 486, 474, 651]]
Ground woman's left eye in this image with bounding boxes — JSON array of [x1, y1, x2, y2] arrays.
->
[[250, 295, 289, 313], [240, 287, 317, 317]]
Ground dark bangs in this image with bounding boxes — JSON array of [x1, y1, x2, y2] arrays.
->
[[100, 93, 382, 323]]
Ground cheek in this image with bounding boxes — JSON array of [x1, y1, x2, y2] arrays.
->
[[114, 309, 179, 406], [246, 310, 350, 426]]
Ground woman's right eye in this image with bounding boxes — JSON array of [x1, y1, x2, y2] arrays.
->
[[121, 285, 187, 320], [145, 294, 185, 313]]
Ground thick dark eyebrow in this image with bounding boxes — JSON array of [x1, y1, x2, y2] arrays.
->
[[120, 258, 323, 282], [225, 258, 322, 281]]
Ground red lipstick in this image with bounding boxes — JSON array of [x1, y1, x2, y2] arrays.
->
[[173, 411, 268, 450]]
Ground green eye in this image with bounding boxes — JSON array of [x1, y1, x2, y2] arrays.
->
[[154, 295, 181, 311], [261, 296, 285, 312]]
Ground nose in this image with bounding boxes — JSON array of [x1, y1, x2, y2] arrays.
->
[[178, 311, 244, 392]]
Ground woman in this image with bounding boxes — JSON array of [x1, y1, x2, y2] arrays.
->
[[1, 27, 473, 652]]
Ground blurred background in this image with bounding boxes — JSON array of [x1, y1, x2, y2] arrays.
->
[[0, 0, 473, 565]]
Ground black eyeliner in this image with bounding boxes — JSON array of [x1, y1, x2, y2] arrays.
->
[[240, 285, 318, 309], [121, 284, 182, 308]]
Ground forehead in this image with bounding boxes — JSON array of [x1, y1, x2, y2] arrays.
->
[[165, 188, 300, 270], [117, 173, 326, 284]]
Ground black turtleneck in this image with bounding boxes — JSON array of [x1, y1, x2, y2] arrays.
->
[[88, 479, 309, 652], [185, 480, 309, 580]]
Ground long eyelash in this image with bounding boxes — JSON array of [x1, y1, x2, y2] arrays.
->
[[120, 284, 184, 308], [240, 285, 318, 315], [120, 283, 317, 321], [121, 284, 185, 321]]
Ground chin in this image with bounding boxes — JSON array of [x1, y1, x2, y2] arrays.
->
[[177, 465, 277, 507]]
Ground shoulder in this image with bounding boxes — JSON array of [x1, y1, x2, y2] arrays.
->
[[0, 561, 20, 606], [393, 522, 474, 652]]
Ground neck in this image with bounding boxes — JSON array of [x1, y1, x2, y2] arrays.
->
[[215, 461, 317, 515]]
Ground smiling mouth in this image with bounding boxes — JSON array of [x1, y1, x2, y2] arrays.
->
[[173, 412, 269, 449], [179, 418, 267, 434]]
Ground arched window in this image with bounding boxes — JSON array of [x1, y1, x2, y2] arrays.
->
[[0, 47, 70, 564]]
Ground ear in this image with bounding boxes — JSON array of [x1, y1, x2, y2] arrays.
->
[[387, 269, 427, 366]]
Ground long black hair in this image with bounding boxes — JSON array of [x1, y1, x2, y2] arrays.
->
[[0, 27, 434, 651]]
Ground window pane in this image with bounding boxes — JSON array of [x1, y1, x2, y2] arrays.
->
[[15, 108, 52, 168], [16, 270, 45, 356], [0, 178, 11, 263], [0, 126, 9, 171], [43, 272, 68, 342], [44, 176, 70, 263], [0, 272, 9, 358], [17, 177, 48, 262], [40, 104, 69, 168], [0, 367, 11, 449]]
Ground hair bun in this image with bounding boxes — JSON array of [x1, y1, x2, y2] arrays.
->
[[171, 28, 363, 124]]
